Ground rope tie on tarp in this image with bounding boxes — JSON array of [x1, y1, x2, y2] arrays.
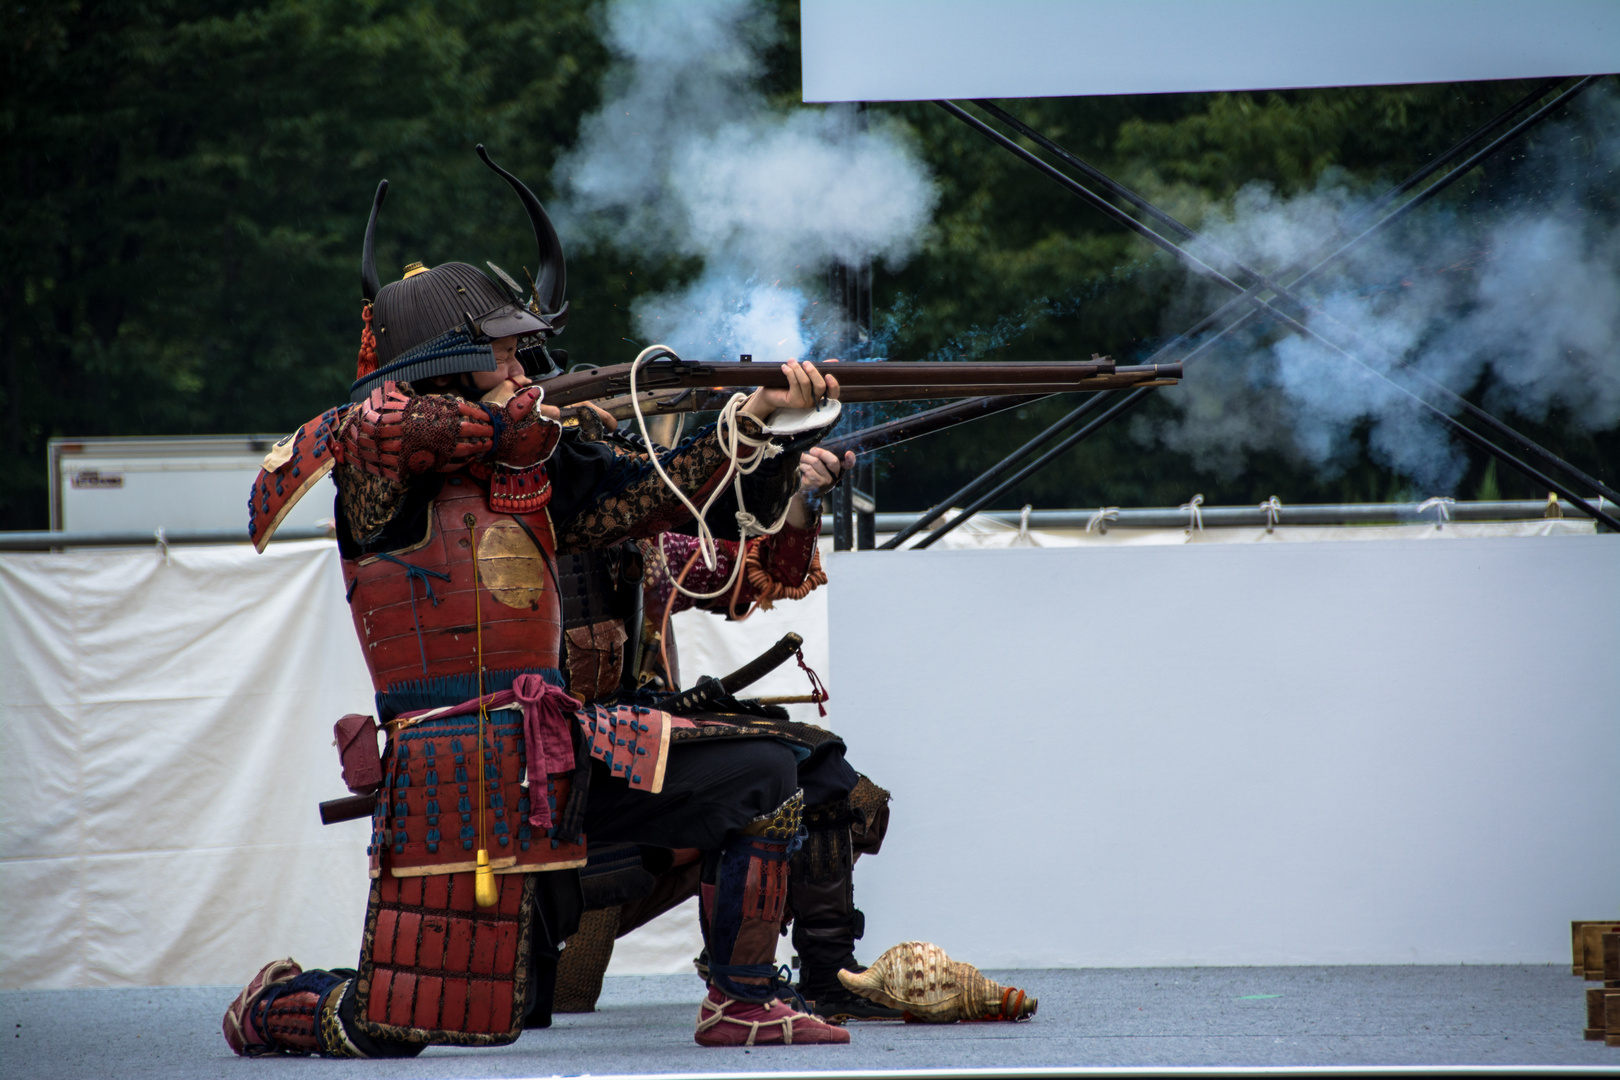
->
[[1180, 493, 1204, 533], [1416, 496, 1455, 529], [374, 553, 452, 675], [1259, 495, 1283, 533], [1085, 506, 1119, 534]]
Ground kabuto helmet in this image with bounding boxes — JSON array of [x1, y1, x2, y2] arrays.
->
[[350, 145, 569, 402]]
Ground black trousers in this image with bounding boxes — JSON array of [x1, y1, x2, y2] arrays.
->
[[583, 738, 810, 848], [582, 735, 856, 849]]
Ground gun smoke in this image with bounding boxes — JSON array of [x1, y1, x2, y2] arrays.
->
[[556, 0, 936, 363], [1140, 88, 1620, 495]]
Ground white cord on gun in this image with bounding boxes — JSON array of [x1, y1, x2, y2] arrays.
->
[[627, 345, 791, 602]]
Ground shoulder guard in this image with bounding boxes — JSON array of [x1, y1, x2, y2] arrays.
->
[[247, 405, 349, 553]]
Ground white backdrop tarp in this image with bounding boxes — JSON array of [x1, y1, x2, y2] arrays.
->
[[1, 541, 375, 989], [0, 540, 828, 989], [829, 534, 1620, 967], [4, 529, 1614, 987]]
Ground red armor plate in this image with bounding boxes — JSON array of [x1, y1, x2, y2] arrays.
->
[[248, 406, 347, 552], [344, 477, 562, 691], [353, 871, 534, 1047], [578, 702, 675, 793], [369, 710, 585, 879]]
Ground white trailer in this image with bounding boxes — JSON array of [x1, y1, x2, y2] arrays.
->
[[47, 435, 338, 535]]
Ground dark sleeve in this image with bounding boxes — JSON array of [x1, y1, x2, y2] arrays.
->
[[667, 427, 806, 543], [548, 418, 813, 556]]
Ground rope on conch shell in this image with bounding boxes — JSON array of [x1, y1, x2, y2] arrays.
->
[[837, 940, 1038, 1023]]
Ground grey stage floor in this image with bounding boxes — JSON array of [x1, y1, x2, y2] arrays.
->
[[4, 966, 1618, 1079]]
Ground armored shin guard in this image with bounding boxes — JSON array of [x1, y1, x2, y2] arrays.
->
[[790, 798, 860, 998], [695, 790, 847, 1046], [789, 796, 901, 1022], [701, 790, 802, 1003], [223, 961, 371, 1057], [552, 906, 620, 1013]]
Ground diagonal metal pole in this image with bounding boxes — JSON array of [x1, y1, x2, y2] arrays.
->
[[971, 80, 1620, 508], [929, 81, 1620, 537], [824, 393, 1046, 458], [974, 78, 1562, 250], [879, 391, 1117, 549], [913, 388, 1153, 548], [904, 85, 1584, 549]]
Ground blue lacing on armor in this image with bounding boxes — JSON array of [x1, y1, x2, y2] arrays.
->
[[479, 403, 507, 462], [707, 962, 808, 1011], [372, 554, 452, 676]]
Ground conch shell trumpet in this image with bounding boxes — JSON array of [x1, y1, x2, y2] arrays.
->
[[838, 941, 1037, 1023]]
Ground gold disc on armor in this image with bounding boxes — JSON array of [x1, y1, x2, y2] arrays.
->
[[476, 522, 549, 608]]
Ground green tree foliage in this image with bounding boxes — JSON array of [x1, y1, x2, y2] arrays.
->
[[868, 82, 1619, 511], [4, 1, 1613, 527], [0, 0, 637, 527]]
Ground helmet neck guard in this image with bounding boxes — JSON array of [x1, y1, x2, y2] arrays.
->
[[350, 326, 495, 403]]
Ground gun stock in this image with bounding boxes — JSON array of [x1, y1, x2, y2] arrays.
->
[[320, 793, 377, 825]]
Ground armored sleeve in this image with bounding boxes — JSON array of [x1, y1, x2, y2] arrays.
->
[[332, 382, 557, 544], [641, 533, 745, 621], [645, 521, 825, 622], [752, 520, 821, 590]]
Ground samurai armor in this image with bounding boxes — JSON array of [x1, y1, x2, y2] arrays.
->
[[366, 262, 546, 368], [557, 542, 643, 699], [351, 871, 538, 1047], [789, 797, 862, 997], [693, 790, 849, 1047], [334, 713, 383, 795], [848, 773, 891, 858], [248, 406, 345, 552], [700, 791, 801, 1003], [552, 906, 620, 1014], [343, 478, 562, 692], [576, 702, 674, 793], [369, 710, 585, 879], [563, 621, 627, 701], [223, 959, 356, 1057]]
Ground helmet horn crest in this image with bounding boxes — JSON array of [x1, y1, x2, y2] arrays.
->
[[360, 180, 388, 303], [475, 144, 566, 318]]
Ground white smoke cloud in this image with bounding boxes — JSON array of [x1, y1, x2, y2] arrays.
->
[[556, 0, 937, 362], [1144, 89, 1620, 494]]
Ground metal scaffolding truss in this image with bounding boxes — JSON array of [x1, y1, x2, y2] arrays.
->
[[873, 76, 1617, 550]]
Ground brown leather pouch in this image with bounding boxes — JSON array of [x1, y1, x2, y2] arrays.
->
[[564, 620, 628, 701], [334, 712, 383, 795]]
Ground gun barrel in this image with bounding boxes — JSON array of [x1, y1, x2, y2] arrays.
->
[[561, 363, 1180, 419]]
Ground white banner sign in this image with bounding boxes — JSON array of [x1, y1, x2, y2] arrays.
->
[[802, 0, 1620, 102]]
